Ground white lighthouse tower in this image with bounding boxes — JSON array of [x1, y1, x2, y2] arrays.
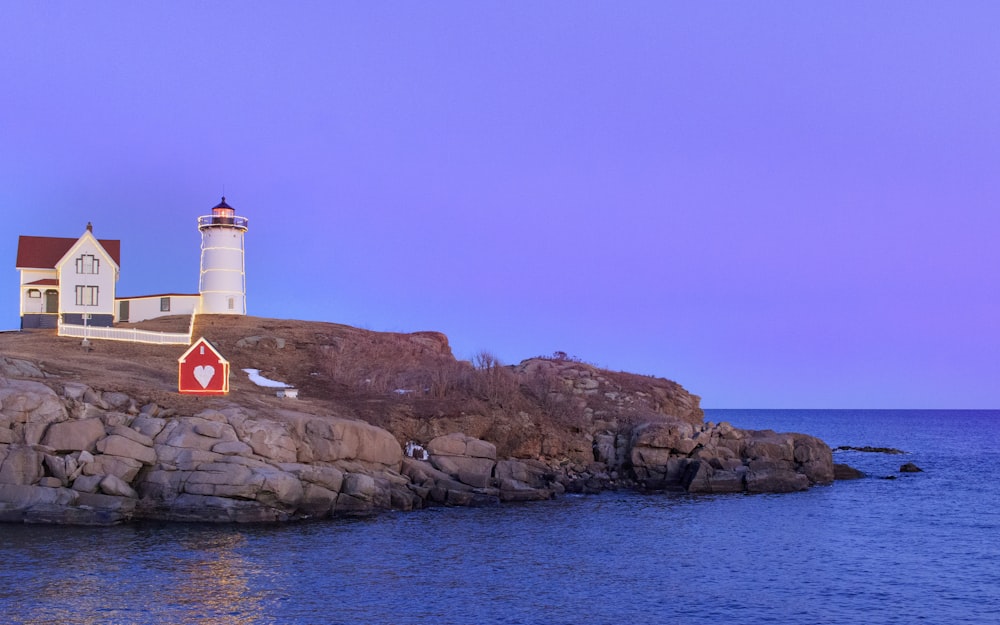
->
[[198, 197, 248, 314]]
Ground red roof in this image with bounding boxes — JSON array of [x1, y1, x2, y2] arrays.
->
[[15, 235, 121, 269], [26, 278, 60, 286]]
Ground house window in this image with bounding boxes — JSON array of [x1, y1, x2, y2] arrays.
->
[[27, 289, 40, 298], [75, 254, 100, 274], [75, 285, 99, 306], [160, 297, 171, 312]]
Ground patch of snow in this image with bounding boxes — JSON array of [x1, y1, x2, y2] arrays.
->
[[243, 368, 291, 388]]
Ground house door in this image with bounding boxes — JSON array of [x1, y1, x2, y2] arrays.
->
[[44, 290, 58, 313], [119, 300, 130, 322]]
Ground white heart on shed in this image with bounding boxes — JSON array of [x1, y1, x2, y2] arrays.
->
[[193, 365, 215, 388]]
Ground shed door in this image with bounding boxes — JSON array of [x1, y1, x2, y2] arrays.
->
[[44, 290, 58, 313], [119, 300, 130, 322]]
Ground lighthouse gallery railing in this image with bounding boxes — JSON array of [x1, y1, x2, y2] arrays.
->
[[197, 215, 249, 229]]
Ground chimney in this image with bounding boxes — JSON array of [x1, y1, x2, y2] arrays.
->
[[86, 222, 93, 233]]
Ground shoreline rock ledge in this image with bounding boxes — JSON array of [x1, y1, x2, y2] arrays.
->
[[1, 336, 837, 525]]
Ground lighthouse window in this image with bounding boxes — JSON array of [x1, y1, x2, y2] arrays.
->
[[160, 297, 171, 312], [228, 297, 235, 310], [75, 285, 99, 306], [75, 254, 99, 274]]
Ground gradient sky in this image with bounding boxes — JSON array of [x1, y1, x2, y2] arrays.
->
[[2, 3, 998, 408]]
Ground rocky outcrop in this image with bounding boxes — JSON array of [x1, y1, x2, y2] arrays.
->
[[0, 373, 410, 524], [1, 350, 835, 525], [625, 419, 833, 494]]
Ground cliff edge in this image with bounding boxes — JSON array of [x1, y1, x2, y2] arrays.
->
[[0, 316, 834, 524]]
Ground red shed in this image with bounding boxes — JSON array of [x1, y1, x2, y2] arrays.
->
[[178, 337, 230, 395]]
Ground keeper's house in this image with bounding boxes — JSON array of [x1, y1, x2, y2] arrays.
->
[[16, 223, 121, 329]]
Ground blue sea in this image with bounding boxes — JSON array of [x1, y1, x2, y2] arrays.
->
[[2, 409, 999, 624]]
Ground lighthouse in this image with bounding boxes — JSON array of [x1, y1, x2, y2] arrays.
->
[[198, 197, 248, 314]]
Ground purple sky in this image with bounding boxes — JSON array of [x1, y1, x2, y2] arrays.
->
[[3, 3, 998, 408]]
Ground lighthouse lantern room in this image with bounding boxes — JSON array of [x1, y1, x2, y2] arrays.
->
[[198, 197, 248, 315]]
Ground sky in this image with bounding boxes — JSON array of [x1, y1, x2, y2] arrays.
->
[[2, 2, 998, 408]]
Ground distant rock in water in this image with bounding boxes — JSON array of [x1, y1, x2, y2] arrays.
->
[[834, 445, 907, 455], [899, 462, 923, 473], [833, 463, 864, 480], [0, 317, 842, 525]]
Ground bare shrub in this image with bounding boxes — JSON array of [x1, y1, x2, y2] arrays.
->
[[427, 359, 473, 399], [317, 333, 438, 396], [467, 350, 520, 407]]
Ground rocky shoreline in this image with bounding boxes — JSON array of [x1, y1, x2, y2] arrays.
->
[[1, 359, 835, 525]]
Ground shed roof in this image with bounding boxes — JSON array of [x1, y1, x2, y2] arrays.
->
[[178, 336, 229, 364], [16, 235, 121, 269]]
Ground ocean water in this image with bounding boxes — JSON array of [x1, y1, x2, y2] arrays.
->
[[1, 409, 999, 625]]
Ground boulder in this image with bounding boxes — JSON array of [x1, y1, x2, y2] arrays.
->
[[335, 492, 373, 515], [130, 415, 167, 439], [298, 417, 402, 468], [0, 379, 67, 428], [81, 455, 143, 483], [183, 463, 257, 499], [231, 418, 297, 463], [72, 475, 104, 493], [73, 492, 138, 524], [43, 454, 70, 483], [40, 418, 106, 453], [390, 484, 422, 511], [278, 462, 344, 493], [299, 483, 338, 517], [156, 419, 228, 453], [791, 434, 835, 484], [0, 483, 78, 508], [498, 478, 553, 502], [96, 435, 157, 466], [135, 469, 186, 500], [100, 475, 138, 498], [427, 433, 497, 459], [212, 441, 254, 456], [154, 445, 223, 470], [193, 420, 234, 439], [745, 461, 810, 493], [495, 459, 556, 490], [0, 446, 43, 485], [631, 420, 696, 453], [254, 466, 304, 508], [0, 357, 47, 378], [427, 433, 496, 488], [342, 473, 377, 501], [101, 392, 132, 410], [106, 425, 154, 448]]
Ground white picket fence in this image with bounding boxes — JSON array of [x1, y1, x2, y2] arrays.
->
[[58, 313, 196, 345]]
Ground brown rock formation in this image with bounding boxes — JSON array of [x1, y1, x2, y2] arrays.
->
[[0, 316, 836, 525]]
